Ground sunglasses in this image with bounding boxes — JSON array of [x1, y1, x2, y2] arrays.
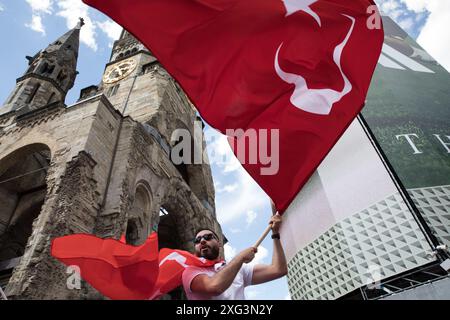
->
[[193, 233, 216, 244]]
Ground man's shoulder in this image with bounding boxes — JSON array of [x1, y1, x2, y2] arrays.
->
[[184, 265, 209, 272], [181, 264, 216, 294], [182, 261, 224, 279]]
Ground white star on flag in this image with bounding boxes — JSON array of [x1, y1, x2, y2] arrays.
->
[[282, 0, 321, 26]]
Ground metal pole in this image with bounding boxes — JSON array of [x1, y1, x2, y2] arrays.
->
[[253, 200, 279, 248]]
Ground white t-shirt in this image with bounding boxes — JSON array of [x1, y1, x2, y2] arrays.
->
[[182, 261, 254, 300]]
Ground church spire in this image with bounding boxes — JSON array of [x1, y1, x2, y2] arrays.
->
[[1, 18, 84, 115], [42, 16, 83, 63]]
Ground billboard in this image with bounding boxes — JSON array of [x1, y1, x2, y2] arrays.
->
[[362, 16, 450, 248], [281, 118, 435, 300], [282, 16, 449, 300]]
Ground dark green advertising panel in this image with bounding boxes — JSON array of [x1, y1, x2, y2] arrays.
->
[[362, 16, 450, 247]]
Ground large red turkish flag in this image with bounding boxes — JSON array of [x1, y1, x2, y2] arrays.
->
[[83, 0, 383, 212]]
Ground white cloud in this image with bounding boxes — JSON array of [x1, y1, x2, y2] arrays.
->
[[25, 14, 46, 35], [24, 0, 53, 35], [56, 0, 98, 51], [0, 3, 4, 12], [205, 130, 240, 173], [213, 179, 222, 192], [224, 243, 237, 262], [217, 183, 238, 193], [224, 243, 268, 265], [378, 0, 402, 19], [229, 228, 242, 234], [23, 0, 101, 51], [26, 0, 53, 14], [96, 20, 122, 41], [250, 245, 269, 266], [223, 157, 241, 173], [413, 2, 450, 71], [401, 0, 428, 12], [415, 12, 426, 23], [205, 128, 271, 226], [397, 16, 414, 33], [216, 168, 269, 225], [246, 210, 257, 226], [376, 0, 450, 71]]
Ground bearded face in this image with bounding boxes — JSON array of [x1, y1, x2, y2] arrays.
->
[[194, 230, 220, 260]]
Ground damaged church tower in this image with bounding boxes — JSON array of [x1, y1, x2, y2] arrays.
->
[[0, 19, 220, 299]]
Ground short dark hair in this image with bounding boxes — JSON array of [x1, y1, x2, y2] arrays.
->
[[194, 227, 219, 242]]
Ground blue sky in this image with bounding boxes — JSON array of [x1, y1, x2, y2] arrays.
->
[[0, 0, 448, 300]]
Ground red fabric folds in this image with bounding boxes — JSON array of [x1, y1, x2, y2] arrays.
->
[[81, 0, 383, 212], [51, 233, 220, 299]]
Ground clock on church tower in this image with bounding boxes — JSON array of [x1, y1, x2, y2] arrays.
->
[[102, 58, 137, 84]]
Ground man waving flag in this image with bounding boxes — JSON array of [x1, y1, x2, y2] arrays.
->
[[83, 0, 384, 212]]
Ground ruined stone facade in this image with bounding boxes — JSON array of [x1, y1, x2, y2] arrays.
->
[[0, 22, 221, 299]]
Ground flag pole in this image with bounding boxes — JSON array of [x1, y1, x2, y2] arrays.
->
[[253, 200, 278, 248], [253, 225, 273, 248]]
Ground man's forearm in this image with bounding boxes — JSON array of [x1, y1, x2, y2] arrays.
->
[[209, 256, 245, 294], [271, 238, 288, 276]]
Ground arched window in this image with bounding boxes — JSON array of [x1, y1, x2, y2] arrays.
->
[[57, 70, 67, 82], [157, 205, 181, 250], [47, 92, 56, 105], [157, 203, 187, 300], [126, 183, 152, 245], [125, 220, 139, 245], [0, 144, 51, 284], [39, 63, 55, 76], [39, 63, 49, 74], [47, 65, 55, 74], [133, 184, 151, 216], [26, 83, 41, 104]]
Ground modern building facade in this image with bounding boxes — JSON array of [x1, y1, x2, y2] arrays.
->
[[282, 16, 450, 300]]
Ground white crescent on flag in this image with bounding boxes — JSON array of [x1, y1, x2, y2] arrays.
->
[[274, 13, 356, 115]]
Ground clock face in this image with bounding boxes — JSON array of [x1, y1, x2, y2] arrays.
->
[[103, 58, 137, 84]]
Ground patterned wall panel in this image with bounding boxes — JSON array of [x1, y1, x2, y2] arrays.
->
[[288, 192, 435, 300], [408, 185, 450, 248]]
